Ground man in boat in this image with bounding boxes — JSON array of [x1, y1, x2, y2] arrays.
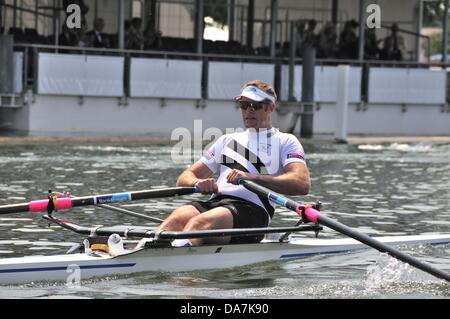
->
[[159, 80, 311, 246]]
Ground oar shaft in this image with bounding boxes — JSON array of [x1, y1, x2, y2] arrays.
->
[[317, 214, 450, 282], [241, 180, 301, 211], [0, 187, 198, 215], [60, 192, 164, 223], [239, 179, 450, 283], [0, 203, 29, 215]]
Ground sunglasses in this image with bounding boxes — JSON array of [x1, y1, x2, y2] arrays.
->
[[237, 101, 266, 111]]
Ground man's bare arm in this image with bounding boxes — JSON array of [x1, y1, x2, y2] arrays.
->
[[226, 162, 310, 196], [176, 160, 218, 193], [176, 160, 214, 186]]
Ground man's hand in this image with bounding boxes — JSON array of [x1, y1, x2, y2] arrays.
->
[[226, 169, 256, 185], [195, 178, 219, 194]]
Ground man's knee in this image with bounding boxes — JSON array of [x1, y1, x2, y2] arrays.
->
[[184, 207, 233, 231], [160, 205, 200, 231], [174, 205, 201, 221], [184, 215, 211, 231]]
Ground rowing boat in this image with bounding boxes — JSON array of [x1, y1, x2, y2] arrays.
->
[[1, 182, 450, 285], [1, 219, 449, 285]]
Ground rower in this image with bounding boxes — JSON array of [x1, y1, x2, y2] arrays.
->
[[158, 80, 311, 246]]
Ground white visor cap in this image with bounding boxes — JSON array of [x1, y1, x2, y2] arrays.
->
[[235, 86, 276, 104]]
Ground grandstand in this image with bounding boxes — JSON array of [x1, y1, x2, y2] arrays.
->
[[0, 0, 449, 137]]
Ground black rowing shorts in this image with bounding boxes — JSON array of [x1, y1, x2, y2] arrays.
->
[[187, 195, 270, 244]]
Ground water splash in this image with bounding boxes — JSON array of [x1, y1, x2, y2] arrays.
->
[[358, 143, 433, 153], [365, 253, 426, 289]]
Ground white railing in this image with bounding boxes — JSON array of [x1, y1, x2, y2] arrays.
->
[[13, 44, 448, 106]]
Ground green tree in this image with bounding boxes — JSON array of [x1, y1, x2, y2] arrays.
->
[[426, 32, 450, 56], [423, 0, 445, 27]]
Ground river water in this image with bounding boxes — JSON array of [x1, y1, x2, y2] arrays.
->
[[0, 138, 449, 299]]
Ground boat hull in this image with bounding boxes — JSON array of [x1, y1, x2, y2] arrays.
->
[[1, 234, 450, 285]]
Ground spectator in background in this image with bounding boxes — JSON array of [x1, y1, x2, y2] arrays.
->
[[59, 24, 79, 47], [302, 19, 318, 49], [86, 18, 109, 48], [295, 20, 306, 57], [143, 19, 163, 50], [364, 28, 381, 60], [109, 20, 131, 48], [317, 22, 337, 58], [126, 18, 144, 50], [124, 20, 131, 34], [380, 23, 405, 61], [338, 19, 358, 59], [76, 18, 90, 47]]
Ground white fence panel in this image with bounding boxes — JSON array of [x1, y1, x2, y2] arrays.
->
[[280, 65, 361, 103], [369, 67, 446, 104], [315, 66, 361, 103], [208, 62, 275, 100], [130, 58, 202, 99], [38, 53, 124, 96], [279, 65, 302, 101]]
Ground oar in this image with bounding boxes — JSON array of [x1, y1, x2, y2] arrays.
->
[[239, 179, 450, 283], [0, 186, 199, 215], [55, 192, 164, 223]]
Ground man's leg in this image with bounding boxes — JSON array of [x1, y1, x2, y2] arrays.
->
[[182, 207, 234, 246], [158, 205, 201, 232]]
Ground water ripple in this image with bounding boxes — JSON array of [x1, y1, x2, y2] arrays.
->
[[0, 141, 449, 298]]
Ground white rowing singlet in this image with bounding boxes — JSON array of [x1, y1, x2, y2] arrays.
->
[[200, 128, 306, 219]]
